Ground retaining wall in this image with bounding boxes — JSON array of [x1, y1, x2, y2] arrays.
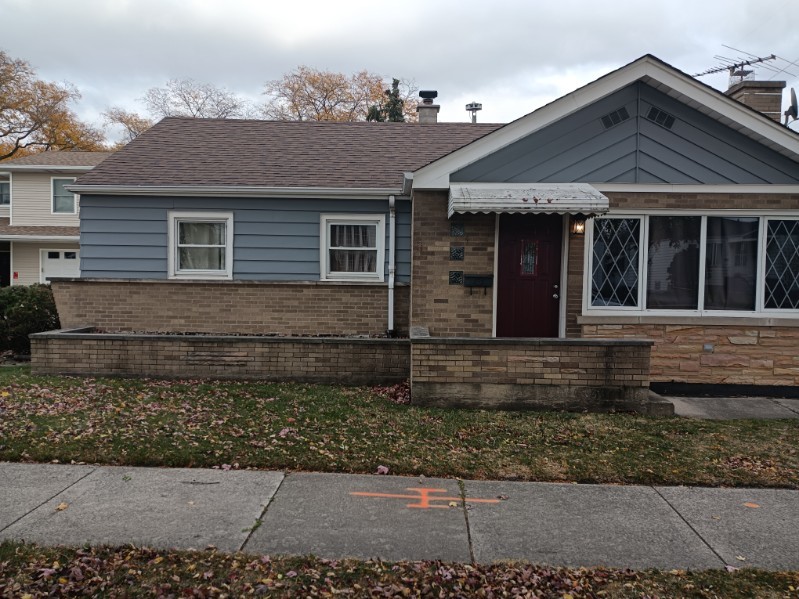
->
[[410, 335, 659, 413], [31, 328, 409, 384]]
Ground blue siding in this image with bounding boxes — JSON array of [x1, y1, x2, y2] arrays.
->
[[79, 196, 411, 282], [452, 82, 799, 184]]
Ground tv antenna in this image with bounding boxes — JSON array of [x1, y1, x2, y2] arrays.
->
[[785, 87, 798, 126], [694, 54, 776, 86]]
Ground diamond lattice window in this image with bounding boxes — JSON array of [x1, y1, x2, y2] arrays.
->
[[592, 218, 640, 307], [765, 220, 799, 309]]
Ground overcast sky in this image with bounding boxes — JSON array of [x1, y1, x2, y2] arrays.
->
[[2, 0, 798, 138]]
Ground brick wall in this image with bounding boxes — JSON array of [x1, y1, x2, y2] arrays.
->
[[608, 191, 799, 210], [51, 279, 409, 336], [410, 337, 659, 413], [31, 330, 409, 384], [582, 322, 799, 386], [410, 191, 495, 336]]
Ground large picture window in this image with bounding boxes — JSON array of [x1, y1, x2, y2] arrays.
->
[[320, 214, 385, 281], [588, 214, 799, 315], [168, 212, 233, 279], [52, 178, 76, 214]]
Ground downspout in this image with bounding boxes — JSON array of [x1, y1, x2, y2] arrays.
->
[[387, 194, 396, 337]]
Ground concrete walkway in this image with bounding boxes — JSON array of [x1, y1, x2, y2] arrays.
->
[[2, 463, 797, 571], [668, 396, 799, 420]]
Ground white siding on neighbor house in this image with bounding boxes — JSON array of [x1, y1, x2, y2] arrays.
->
[[10, 172, 81, 227], [11, 241, 80, 285], [0, 207, 9, 219]]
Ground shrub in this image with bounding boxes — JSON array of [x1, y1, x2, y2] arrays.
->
[[0, 284, 60, 355]]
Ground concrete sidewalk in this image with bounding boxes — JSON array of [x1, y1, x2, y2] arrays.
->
[[1, 463, 797, 571]]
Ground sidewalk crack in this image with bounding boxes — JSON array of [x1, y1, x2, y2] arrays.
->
[[651, 486, 726, 567], [458, 479, 476, 564], [0, 465, 96, 534], [770, 397, 799, 416], [239, 472, 287, 552]]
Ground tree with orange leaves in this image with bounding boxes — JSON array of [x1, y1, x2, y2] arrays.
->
[[0, 50, 105, 161], [262, 66, 417, 122]]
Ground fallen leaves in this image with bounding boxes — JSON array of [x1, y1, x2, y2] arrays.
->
[[54, 502, 68, 512]]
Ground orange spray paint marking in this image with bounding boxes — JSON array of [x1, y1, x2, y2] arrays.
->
[[350, 488, 501, 509]]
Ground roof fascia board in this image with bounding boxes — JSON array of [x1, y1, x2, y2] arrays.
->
[[413, 56, 799, 189], [2, 165, 95, 172], [67, 185, 405, 200], [594, 183, 799, 194], [0, 235, 79, 241]]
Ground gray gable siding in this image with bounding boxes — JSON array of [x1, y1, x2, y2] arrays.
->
[[452, 82, 799, 184], [79, 196, 410, 282]]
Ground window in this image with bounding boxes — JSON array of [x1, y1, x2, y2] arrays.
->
[[588, 215, 799, 315], [52, 178, 76, 213], [0, 181, 9, 206], [320, 214, 385, 281], [168, 212, 233, 279]]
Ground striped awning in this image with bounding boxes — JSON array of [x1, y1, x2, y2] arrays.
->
[[448, 183, 609, 218]]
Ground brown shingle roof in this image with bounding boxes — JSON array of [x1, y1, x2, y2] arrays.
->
[[1, 151, 114, 168], [0, 218, 78, 238], [76, 118, 501, 189]]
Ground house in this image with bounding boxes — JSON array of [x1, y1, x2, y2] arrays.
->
[[0, 151, 113, 286], [38, 55, 799, 404]]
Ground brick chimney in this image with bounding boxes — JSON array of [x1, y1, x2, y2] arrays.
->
[[725, 80, 786, 122], [417, 90, 440, 123]]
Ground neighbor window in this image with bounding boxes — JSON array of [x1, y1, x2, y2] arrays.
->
[[0, 181, 9, 206], [588, 214, 799, 315], [168, 212, 233, 279], [320, 214, 385, 281], [52, 178, 76, 213]]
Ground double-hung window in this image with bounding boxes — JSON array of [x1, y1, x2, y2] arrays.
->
[[320, 214, 385, 281], [0, 181, 9, 206], [588, 214, 799, 315], [168, 211, 233, 279], [52, 177, 76, 213]]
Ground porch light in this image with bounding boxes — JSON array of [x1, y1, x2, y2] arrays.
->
[[571, 216, 586, 235]]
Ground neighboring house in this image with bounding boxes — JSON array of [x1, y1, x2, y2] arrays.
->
[[54, 55, 799, 393], [0, 151, 113, 286]]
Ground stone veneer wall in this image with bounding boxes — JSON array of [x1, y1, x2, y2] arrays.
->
[[50, 279, 409, 336], [31, 329, 409, 384], [581, 322, 799, 386], [411, 191, 495, 337], [410, 336, 659, 413]]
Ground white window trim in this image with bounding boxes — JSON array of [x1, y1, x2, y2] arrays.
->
[[320, 214, 385, 282], [168, 211, 233, 280], [584, 210, 799, 319], [51, 176, 77, 215]]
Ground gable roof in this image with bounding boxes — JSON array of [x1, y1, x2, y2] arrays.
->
[[74, 118, 499, 195], [1, 151, 114, 170], [413, 55, 799, 189]]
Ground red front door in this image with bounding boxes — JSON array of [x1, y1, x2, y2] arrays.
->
[[496, 214, 563, 337]]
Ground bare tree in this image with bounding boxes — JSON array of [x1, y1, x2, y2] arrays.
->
[[143, 78, 252, 119]]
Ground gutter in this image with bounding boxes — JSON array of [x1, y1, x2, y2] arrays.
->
[[0, 235, 79, 242], [67, 184, 405, 201], [387, 195, 396, 337]]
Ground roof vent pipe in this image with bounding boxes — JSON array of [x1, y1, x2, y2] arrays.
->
[[417, 90, 440, 124], [466, 102, 482, 123]]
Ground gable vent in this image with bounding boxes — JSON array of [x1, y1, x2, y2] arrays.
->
[[600, 107, 630, 129], [646, 106, 676, 129]]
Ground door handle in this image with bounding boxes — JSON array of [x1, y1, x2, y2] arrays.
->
[[553, 293, 559, 299]]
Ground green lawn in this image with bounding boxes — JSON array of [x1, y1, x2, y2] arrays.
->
[[1, 366, 797, 488], [1, 542, 798, 598]]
